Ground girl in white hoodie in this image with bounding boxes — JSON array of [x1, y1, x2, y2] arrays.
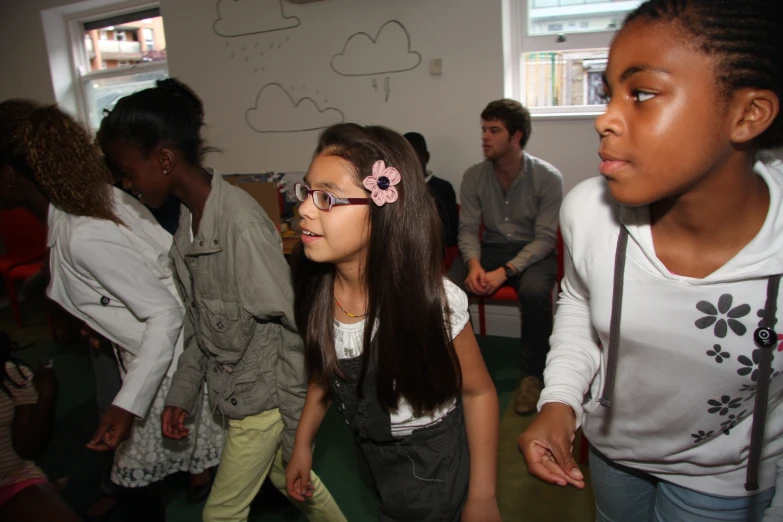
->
[[519, 1, 783, 521]]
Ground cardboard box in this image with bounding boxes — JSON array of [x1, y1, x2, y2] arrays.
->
[[235, 180, 281, 228], [220, 174, 281, 228], [223, 174, 257, 186]]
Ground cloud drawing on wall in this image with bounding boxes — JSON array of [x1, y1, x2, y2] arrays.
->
[[246, 83, 345, 133], [331, 20, 421, 76], [214, 0, 300, 37]]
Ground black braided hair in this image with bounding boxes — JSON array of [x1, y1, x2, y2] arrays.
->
[[626, 0, 783, 148], [0, 331, 31, 397]]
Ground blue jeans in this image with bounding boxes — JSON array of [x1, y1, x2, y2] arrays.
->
[[590, 448, 775, 522]]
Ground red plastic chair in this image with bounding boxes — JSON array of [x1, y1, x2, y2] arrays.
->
[[0, 208, 48, 328], [8, 261, 43, 285], [8, 261, 57, 340], [444, 245, 460, 272], [443, 204, 461, 272], [475, 228, 564, 336]]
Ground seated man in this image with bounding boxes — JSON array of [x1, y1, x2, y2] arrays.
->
[[448, 99, 563, 415], [404, 132, 459, 248]]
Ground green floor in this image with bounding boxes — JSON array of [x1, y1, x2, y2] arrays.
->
[[5, 301, 594, 521]]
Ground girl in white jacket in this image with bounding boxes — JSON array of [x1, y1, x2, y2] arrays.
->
[[0, 99, 224, 518], [519, 1, 783, 521]]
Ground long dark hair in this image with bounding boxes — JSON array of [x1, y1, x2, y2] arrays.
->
[[97, 78, 214, 166], [292, 124, 461, 416], [626, 0, 783, 148]]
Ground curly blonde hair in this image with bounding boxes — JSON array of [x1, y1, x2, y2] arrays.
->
[[0, 99, 121, 224]]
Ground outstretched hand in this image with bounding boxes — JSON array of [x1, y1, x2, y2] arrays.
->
[[86, 405, 135, 452], [518, 402, 585, 489]]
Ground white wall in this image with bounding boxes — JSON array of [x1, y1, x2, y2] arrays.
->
[[0, 0, 601, 195], [528, 118, 600, 194], [0, 0, 71, 104], [161, 0, 504, 185]]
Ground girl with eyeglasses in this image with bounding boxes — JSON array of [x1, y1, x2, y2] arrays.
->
[[287, 123, 501, 521]]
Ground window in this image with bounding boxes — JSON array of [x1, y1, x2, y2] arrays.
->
[[505, 0, 643, 116], [528, 0, 640, 37], [142, 28, 155, 50], [69, 5, 168, 130]]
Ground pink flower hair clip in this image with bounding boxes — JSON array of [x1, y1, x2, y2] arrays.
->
[[363, 160, 401, 207]]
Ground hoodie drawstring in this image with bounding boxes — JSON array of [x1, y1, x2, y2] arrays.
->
[[599, 226, 780, 492], [598, 226, 629, 408], [745, 274, 780, 491]]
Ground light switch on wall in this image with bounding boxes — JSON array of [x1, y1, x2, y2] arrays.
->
[[429, 58, 443, 75]]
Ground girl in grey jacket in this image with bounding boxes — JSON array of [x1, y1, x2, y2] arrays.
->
[[98, 79, 345, 522]]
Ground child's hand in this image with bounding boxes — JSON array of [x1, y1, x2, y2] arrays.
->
[[518, 402, 584, 489], [161, 406, 190, 439], [460, 496, 501, 521], [86, 405, 135, 451], [285, 446, 315, 502]]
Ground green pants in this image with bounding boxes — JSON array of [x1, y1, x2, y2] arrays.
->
[[203, 408, 346, 522]]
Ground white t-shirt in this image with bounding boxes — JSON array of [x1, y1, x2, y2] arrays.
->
[[333, 277, 470, 437]]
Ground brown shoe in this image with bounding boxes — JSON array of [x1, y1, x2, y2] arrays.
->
[[515, 376, 543, 415]]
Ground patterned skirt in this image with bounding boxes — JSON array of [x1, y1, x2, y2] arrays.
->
[[111, 376, 226, 488]]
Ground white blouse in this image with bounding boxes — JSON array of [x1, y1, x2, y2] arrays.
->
[[333, 278, 470, 437]]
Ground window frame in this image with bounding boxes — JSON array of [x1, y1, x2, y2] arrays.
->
[[64, 1, 168, 129], [505, 0, 640, 117]]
